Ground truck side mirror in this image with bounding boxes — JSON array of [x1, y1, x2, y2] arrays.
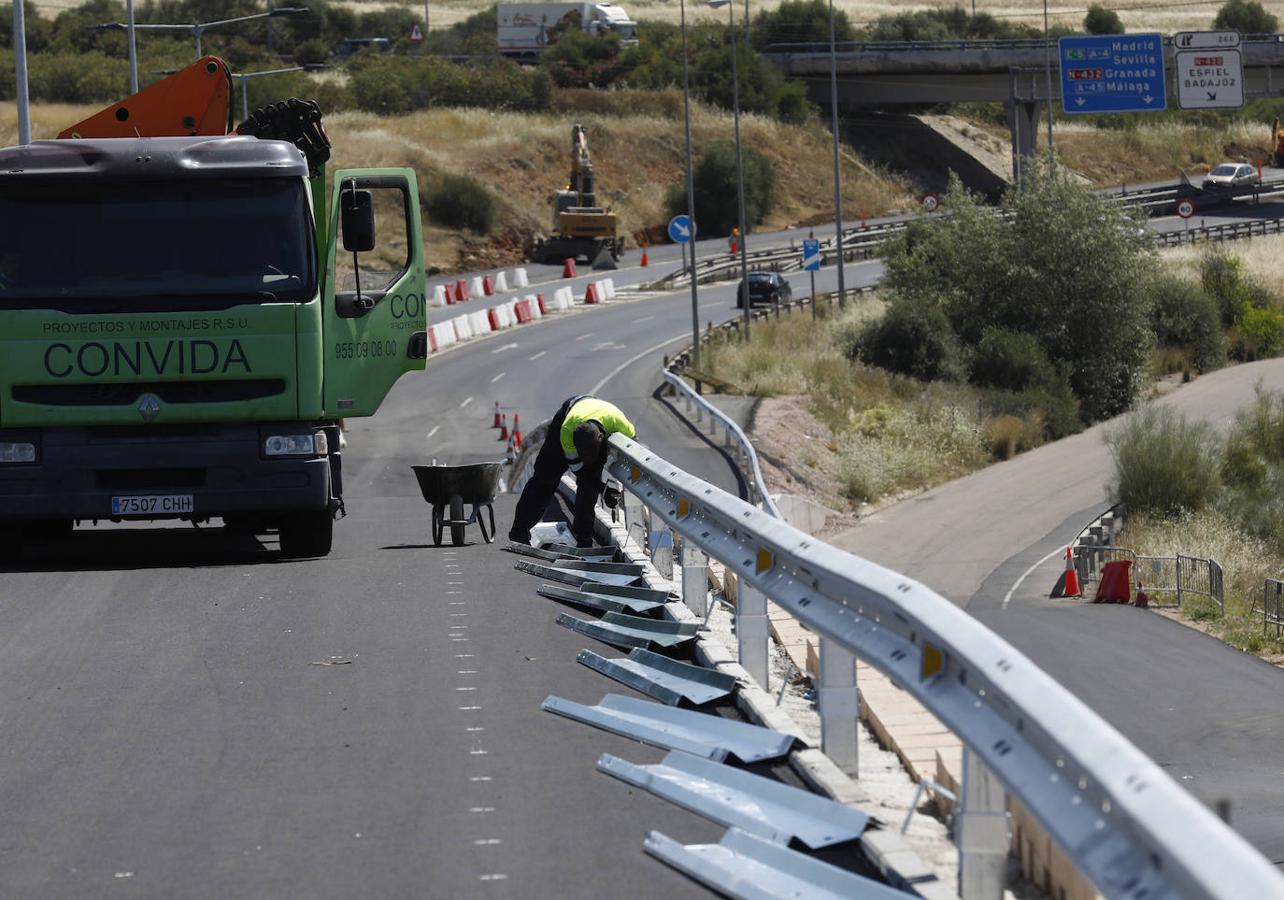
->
[[341, 189, 376, 252]]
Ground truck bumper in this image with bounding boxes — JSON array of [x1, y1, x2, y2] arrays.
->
[[0, 423, 335, 522]]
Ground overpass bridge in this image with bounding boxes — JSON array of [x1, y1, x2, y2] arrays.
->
[[764, 35, 1284, 173]]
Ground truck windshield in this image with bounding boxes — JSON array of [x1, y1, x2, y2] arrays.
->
[[0, 178, 315, 310]]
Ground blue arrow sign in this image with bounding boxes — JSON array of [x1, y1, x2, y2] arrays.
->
[[802, 239, 821, 272], [668, 215, 694, 244], [1059, 34, 1166, 114]]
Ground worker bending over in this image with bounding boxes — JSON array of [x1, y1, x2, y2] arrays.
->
[[509, 395, 635, 547]]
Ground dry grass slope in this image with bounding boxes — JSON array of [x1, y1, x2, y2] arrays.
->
[[0, 99, 916, 272]]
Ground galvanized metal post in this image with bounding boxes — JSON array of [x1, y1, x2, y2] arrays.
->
[[738, 581, 769, 688], [827, 0, 846, 309], [1176, 554, 1184, 608], [957, 748, 1009, 900], [818, 636, 859, 776], [650, 526, 675, 580], [126, 0, 139, 94], [681, 543, 709, 617], [13, 0, 31, 145], [680, 0, 702, 369]]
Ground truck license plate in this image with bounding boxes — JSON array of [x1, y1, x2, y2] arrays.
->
[[111, 494, 195, 515]]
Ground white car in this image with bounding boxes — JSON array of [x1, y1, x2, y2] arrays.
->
[[1202, 163, 1259, 190]]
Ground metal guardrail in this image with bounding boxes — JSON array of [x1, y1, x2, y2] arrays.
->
[[661, 369, 782, 520], [606, 433, 1284, 899], [654, 185, 1284, 289], [762, 35, 1284, 55]]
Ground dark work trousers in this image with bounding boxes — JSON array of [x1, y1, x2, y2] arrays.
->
[[509, 398, 604, 545]]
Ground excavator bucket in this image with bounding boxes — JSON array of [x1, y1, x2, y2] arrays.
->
[[58, 56, 232, 140]]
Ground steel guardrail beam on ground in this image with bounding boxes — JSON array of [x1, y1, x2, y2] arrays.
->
[[606, 434, 1284, 900]]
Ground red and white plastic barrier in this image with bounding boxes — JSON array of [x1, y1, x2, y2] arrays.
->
[[513, 268, 529, 288], [494, 271, 509, 293], [432, 284, 448, 307], [470, 276, 485, 299]]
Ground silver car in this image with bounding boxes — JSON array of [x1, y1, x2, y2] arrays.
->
[[1202, 163, 1259, 190]]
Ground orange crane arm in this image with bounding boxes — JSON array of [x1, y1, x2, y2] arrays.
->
[[58, 57, 232, 140]]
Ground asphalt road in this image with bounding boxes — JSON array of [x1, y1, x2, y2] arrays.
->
[[831, 358, 1284, 868], [0, 261, 888, 897]]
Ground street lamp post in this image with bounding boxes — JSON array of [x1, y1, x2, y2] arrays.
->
[[679, 0, 702, 368], [828, 0, 845, 310], [126, 0, 139, 94], [232, 66, 322, 120], [709, 0, 751, 340], [97, 7, 309, 86], [1043, 0, 1054, 152], [12, 0, 30, 144]]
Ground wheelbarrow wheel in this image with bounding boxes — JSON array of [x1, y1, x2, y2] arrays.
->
[[450, 495, 467, 546], [432, 504, 444, 546]]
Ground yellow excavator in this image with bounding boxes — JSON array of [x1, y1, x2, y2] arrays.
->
[[528, 124, 624, 264]]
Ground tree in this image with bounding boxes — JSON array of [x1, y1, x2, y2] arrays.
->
[[750, 0, 854, 51], [1213, 0, 1278, 33], [1083, 4, 1125, 34], [882, 162, 1157, 422], [666, 140, 776, 235]]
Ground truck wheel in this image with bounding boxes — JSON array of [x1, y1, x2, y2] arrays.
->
[[279, 510, 334, 559], [450, 495, 467, 546], [29, 518, 73, 542]]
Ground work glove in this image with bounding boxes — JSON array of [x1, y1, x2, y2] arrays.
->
[[603, 484, 622, 510]]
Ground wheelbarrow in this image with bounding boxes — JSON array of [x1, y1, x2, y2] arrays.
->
[[411, 462, 504, 546]]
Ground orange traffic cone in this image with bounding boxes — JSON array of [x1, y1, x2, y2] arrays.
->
[[492, 401, 502, 428], [513, 414, 522, 449], [730, 238, 738, 254], [1134, 581, 1150, 608], [641, 246, 648, 267], [1050, 547, 1081, 598], [498, 414, 509, 441]]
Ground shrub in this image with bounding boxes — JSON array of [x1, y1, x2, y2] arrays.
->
[[751, 0, 855, 50], [968, 328, 1057, 392], [1231, 304, 1284, 360], [350, 57, 551, 115], [1108, 405, 1220, 517], [424, 174, 497, 234], [667, 140, 776, 235], [847, 300, 965, 382], [1149, 273, 1226, 372], [1083, 4, 1125, 34], [882, 162, 1156, 423], [981, 383, 1082, 441], [1213, 0, 1278, 33], [294, 39, 331, 67], [28, 51, 128, 103]]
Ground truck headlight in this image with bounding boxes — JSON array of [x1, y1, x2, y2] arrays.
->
[[0, 442, 36, 464], [264, 431, 328, 457]]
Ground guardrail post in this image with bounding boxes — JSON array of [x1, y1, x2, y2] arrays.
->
[[623, 492, 646, 551], [650, 525, 674, 579], [681, 543, 709, 617], [957, 748, 1009, 900], [818, 636, 859, 777], [738, 581, 769, 688], [1176, 554, 1185, 607]]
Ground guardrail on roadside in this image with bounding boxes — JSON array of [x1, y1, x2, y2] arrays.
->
[[1264, 578, 1284, 636], [605, 432, 1284, 899], [652, 182, 1284, 290]]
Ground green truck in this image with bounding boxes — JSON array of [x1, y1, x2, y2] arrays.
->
[[0, 104, 427, 559]]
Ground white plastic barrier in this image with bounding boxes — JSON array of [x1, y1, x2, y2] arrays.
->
[[603, 278, 616, 300], [469, 310, 491, 334], [495, 271, 509, 293], [432, 284, 448, 307], [513, 268, 529, 288], [525, 293, 542, 319], [452, 314, 473, 342], [555, 286, 575, 310], [470, 275, 486, 299]]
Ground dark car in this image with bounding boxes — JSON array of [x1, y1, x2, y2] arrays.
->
[[735, 271, 792, 308]]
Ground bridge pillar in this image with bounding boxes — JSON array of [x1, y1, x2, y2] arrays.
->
[[956, 748, 1010, 899], [1006, 99, 1040, 187]]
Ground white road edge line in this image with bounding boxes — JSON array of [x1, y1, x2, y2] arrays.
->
[[529, 350, 546, 361], [591, 332, 693, 394], [459, 396, 474, 409], [427, 425, 440, 439], [490, 372, 505, 383], [1002, 545, 1068, 609]]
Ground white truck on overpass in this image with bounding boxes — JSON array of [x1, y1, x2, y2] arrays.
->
[[497, 2, 638, 57]]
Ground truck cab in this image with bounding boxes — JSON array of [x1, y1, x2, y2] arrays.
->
[[0, 133, 426, 558]]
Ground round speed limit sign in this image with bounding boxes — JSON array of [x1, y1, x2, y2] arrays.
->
[[1176, 198, 1196, 219], [921, 192, 940, 212]]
